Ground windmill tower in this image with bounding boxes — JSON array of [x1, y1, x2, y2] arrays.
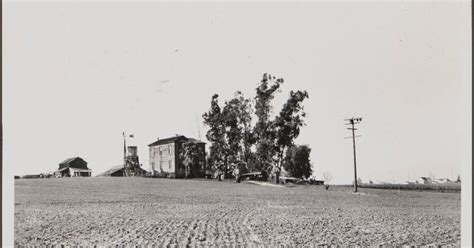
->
[[123, 132, 144, 177]]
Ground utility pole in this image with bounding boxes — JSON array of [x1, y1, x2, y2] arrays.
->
[[123, 132, 128, 176], [344, 117, 362, 193]]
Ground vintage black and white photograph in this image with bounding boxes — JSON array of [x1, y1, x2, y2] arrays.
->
[[3, 0, 471, 246]]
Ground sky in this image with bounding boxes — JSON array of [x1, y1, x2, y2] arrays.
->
[[4, 1, 471, 184]]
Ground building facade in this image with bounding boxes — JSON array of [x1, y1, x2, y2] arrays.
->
[[148, 135, 206, 178]]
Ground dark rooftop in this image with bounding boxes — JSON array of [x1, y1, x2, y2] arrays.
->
[[95, 165, 124, 177], [96, 165, 148, 177], [59, 157, 85, 165], [148, 135, 205, 147]]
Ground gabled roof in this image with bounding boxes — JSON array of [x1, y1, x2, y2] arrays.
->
[[148, 135, 205, 147], [59, 157, 85, 165], [96, 165, 124, 177], [148, 135, 187, 146], [57, 167, 71, 172], [96, 165, 148, 177], [187, 138, 206, 144]]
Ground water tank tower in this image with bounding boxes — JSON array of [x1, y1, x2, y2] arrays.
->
[[122, 133, 144, 177], [127, 146, 138, 157]]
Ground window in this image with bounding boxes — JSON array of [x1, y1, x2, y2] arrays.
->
[[169, 160, 172, 169], [159, 146, 162, 155], [169, 144, 172, 154], [160, 161, 163, 170]]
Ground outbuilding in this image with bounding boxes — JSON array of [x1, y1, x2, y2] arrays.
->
[[96, 165, 148, 177]]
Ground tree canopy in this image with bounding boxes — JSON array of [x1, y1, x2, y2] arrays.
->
[[202, 73, 310, 176], [282, 145, 312, 179], [179, 141, 204, 178]]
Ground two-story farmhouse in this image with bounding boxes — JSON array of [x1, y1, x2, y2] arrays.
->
[[148, 135, 206, 178]]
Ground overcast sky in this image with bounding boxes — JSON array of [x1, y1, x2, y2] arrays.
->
[[4, 1, 471, 184]]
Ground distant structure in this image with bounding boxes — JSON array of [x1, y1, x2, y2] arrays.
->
[[55, 157, 91, 177], [415, 177, 455, 184], [96, 133, 147, 177], [418, 177, 433, 184], [122, 132, 145, 177], [123, 146, 145, 177], [433, 178, 452, 184], [148, 135, 206, 178], [21, 173, 53, 179], [96, 165, 147, 177]]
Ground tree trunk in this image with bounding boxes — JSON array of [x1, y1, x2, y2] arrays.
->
[[277, 146, 286, 170]]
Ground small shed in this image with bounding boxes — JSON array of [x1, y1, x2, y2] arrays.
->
[[96, 165, 147, 177]]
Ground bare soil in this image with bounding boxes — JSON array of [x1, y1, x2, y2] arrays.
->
[[14, 178, 461, 246]]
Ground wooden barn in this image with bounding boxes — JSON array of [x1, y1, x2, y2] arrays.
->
[[56, 157, 91, 177]]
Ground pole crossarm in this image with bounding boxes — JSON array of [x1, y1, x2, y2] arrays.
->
[[344, 135, 362, 139]]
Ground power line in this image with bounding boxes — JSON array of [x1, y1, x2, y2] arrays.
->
[[344, 117, 362, 193]]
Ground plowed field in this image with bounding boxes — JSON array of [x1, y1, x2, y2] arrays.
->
[[14, 178, 461, 246]]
